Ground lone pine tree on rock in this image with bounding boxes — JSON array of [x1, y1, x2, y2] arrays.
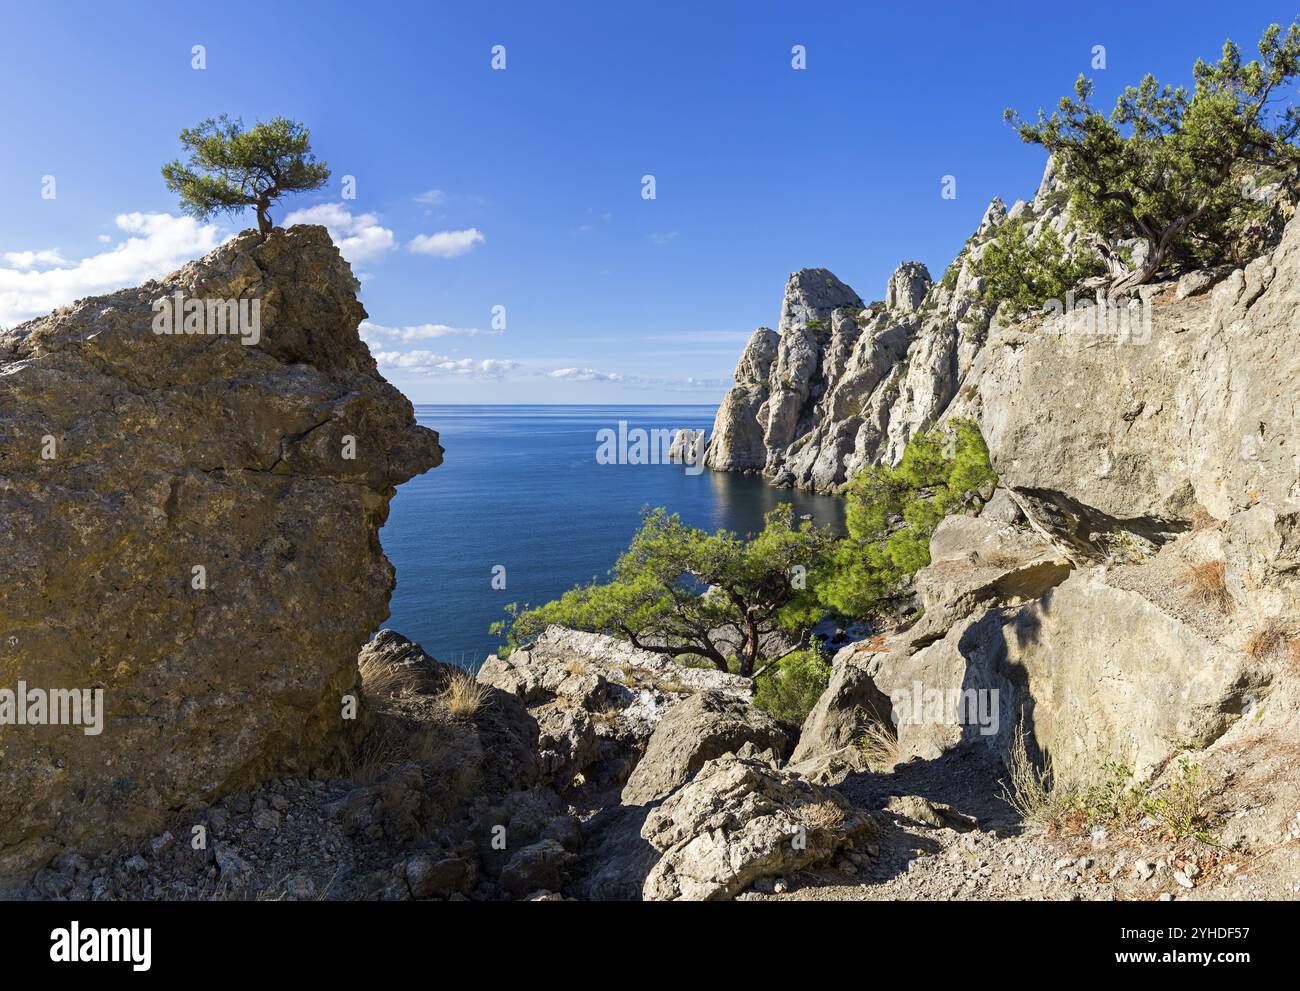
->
[[162, 115, 331, 236]]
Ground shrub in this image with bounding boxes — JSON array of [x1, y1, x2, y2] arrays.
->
[[752, 648, 831, 725], [976, 216, 1104, 319], [816, 418, 997, 619], [1140, 758, 1221, 843], [493, 504, 836, 677], [1000, 724, 1221, 843]]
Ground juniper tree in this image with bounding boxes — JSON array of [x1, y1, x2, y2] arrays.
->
[[162, 115, 330, 236], [1005, 21, 1300, 290]]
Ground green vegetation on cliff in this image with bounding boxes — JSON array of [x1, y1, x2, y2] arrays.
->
[[1005, 20, 1300, 289], [814, 418, 997, 619]]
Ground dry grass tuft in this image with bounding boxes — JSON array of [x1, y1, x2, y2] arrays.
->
[[441, 670, 492, 720], [1244, 623, 1285, 660], [1184, 560, 1231, 613], [345, 720, 436, 783], [998, 719, 1071, 833], [859, 721, 902, 772], [1288, 637, 1300, 670], [796, 799, 848, 832], [359, 653, 429, 705]]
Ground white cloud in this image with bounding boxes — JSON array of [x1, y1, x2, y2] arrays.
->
[[414, 189, 446, 205], [545, 365, 725, 392], [97, 234, 113, 244], [0, 212, 225, 327], [359, 319, 497, 343], [649, 231, 680, 246], [3, 248, 70, 270], [408, 228, 485, 257], [373, 349, 518, 379], [282, 202, 395, 264], [548, 366, 626, 383]]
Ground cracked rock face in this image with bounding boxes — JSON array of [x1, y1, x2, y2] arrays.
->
[[640, 750, 877, 901], [0, 225, 442, 888], [704, 329, 779, 472], [973, 206, 1300, 558]]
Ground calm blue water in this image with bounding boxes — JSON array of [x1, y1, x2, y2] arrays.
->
[[381, 405, 845, 668]]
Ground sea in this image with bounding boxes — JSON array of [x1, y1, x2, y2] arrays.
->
[[381, 405, 845, 669]]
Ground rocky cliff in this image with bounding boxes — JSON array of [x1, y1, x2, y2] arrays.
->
[[776, 185, 1300, 896], [0, 226, 442, 888], [705, 162, 1080, 491]]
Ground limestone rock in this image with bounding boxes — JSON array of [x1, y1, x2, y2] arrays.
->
[[620, 691, 792, 805], [667, 428, 705, 466], [704, 328, 779, 472], [777, 268, 863, 335], [908, 514, 1073, 642], [640, 752, 877, 900], [478, 627, 753, 795], [873, 568, 1268, 780], [979, 487, 1025, 525], [885, 261, 933, 314], [498, 839, 579, 900], [974, 206, 1300, 557], [701, 161, 1091, 494], [788, 655, 893, 769], [0, 225, 442, 888], [885, 794, 976, 831]]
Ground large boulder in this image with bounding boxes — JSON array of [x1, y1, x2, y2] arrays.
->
[[974, 206, 1300, 558], [788, 656, 893, 770], [621, 691, 792, 806], [873, 568, 1269, 780], [0, 226, 442, 888], [640, 751, 877, 900], [908, 514, 1073, 643]]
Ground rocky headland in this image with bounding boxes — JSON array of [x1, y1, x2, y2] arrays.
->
[[6, 167, 1300, 901]]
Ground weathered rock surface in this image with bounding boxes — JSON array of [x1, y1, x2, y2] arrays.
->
[[973, 203, 1300, 559], [873, 568, 1268, 779], [0, 226, 442, 889], [909, 514, 1073, 643], [701, 163, 1088, 492], [640, 750, 877, 900], [621, 691, 792, 805], [885, 262, 933, 314], [787, 655, 893, 771], [705, 329, 780, 471], [478, 627, 753, 796]]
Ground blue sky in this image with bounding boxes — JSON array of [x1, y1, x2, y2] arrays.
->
[[1, 0, 1294, 402]]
